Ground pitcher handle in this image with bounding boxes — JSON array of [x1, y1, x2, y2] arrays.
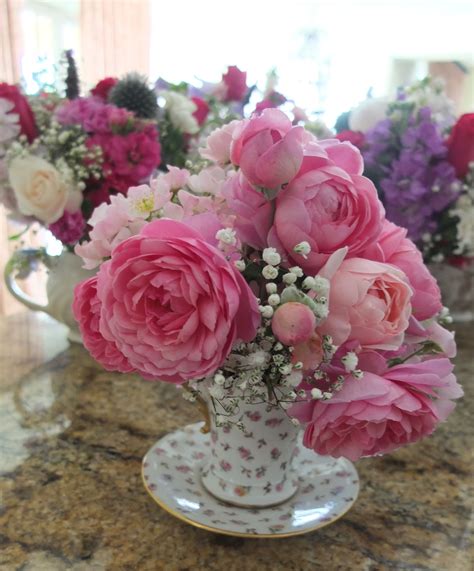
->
[[4, 248, 54, 313]]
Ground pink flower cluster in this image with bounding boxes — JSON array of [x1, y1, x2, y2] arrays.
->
[[56, 97, 161, 207], [74, 108, 461, 462]]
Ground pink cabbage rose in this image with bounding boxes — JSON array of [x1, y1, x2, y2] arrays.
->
[[272, 302, 316, 346], [270, 160, 383, 274], [73, 276, 134, 373], [319, 258, 413, 350], [230, 109, 308, 190], [222, 171, 273, 249], [363, 220, 442, 321], [293, 353, 462, 461], [78, 219, 260, 383]]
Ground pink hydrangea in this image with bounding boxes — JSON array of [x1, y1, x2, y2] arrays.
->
[[230, 109, 309, 190], [292, 353, 462, 461], [75, 219, 260, 383], [363, 220, 442, 321], [319, 258, 413, 350], [56, 97, 133, 134]]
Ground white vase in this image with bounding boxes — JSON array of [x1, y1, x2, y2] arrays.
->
[[200, 393, 300, 508], [4, 249, 95, 343]]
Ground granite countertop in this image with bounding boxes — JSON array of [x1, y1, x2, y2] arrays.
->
[[0, 312, 472, 571]]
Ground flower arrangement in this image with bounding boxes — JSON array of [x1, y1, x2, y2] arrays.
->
[[0, 59, 253, 249], [73, 108, 462, 462], [340, 78, 474, 264]]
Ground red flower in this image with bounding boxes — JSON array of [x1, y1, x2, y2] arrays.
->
[[191, 96, 209, 126], [222, 66, 248, 102], [0, 83, 38, 142], [335, 129, 366, 150], [447, 113, 474, 179], [91, 77, 118, 101]]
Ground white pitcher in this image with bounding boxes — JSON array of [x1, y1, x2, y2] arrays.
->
[[4, 249, 95, 343]]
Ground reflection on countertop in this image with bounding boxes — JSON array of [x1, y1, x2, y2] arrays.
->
[[0, 312, 473, 571]]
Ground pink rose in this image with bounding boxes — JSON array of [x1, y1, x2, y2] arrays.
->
[[363, 220, 442, 321], [293, 354, 462, 461], [230, 109, 308, 190], [272, 302, 316, 346], [320, 258, 413, 350], [221, 66, 248, 102], [270, 161, 383, 273], [79, 219, 260, 383], [200, 120, 239, 165], [222, 171, 273, 249], [73, 276, 134, 373]]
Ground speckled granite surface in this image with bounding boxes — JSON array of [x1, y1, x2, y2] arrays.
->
[[0, 312, 472, 571]]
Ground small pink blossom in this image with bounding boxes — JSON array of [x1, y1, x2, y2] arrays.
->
[[200, 120, 239, 165]]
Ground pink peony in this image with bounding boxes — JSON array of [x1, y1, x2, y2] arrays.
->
[[272, 302, 316, 346], [230, 109, 308, 190], [319, 258, 413, 350], [293, 353, 462, 461], [78, 219, 260, 383], [221, 66, 248, 102], [363, 220, 442, 321], [222, 171, 273, 249], [73, 276, 134, 373], [200, 120, 239, 165], [270, 158, 383, 273]]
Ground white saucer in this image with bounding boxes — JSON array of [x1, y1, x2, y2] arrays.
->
[[142, 423, 359, 538]]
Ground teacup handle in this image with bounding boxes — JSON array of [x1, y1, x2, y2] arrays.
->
[[4, 248, 54, 313]]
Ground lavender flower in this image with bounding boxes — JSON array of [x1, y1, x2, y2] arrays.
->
[[364, 106, 461, 246]]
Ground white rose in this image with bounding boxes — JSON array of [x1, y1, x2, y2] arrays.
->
[[162, 91, 199, 135], [8, 155, 71, 223]]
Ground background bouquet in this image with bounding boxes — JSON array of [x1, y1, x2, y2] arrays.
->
[[73, 108, 462, 463], [338, 78, 474, 265]]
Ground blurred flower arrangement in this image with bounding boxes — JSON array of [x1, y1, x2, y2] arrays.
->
[[338, 78, 474, 265], [0, 53, 315, 253], [73, 108, 461, 462]]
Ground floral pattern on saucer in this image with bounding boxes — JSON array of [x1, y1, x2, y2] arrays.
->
[[142, 423, 359, 537]]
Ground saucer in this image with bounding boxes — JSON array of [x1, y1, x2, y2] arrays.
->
[[142, 423, 359, 538]]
